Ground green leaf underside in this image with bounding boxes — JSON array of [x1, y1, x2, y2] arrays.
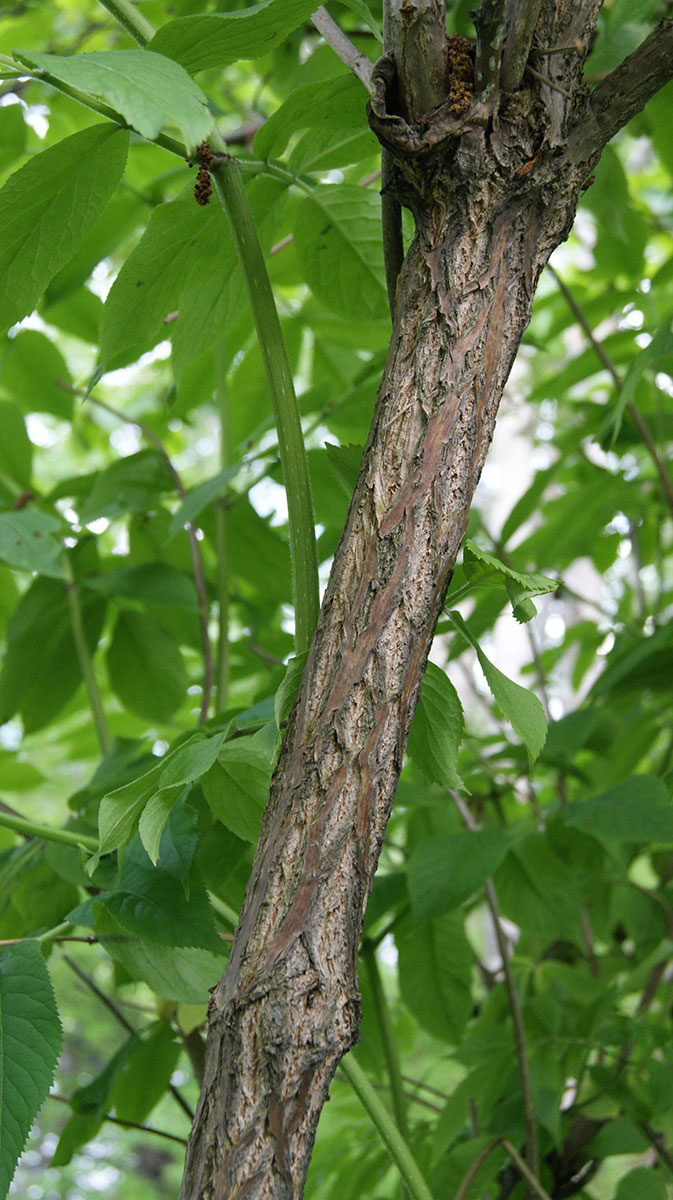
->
[[253, 74, 370, 162], [447, 610, 547, 769], [0, 943, 62, 1198], [93, 905, 225, 1003], [0, 124, 128, 334], [202, 740, 271, 843], [462, 539, 557, 623], [408, 829, 513, 925], [106, 610, 188, 721], [15, 50, 212, 148], [148, 0, 320, 74], [407, 661, 465, 791], [293, 186, 388, 320], [562, 775, 673, 843]]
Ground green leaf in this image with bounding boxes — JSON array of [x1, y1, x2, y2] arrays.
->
[[561, 776, 673, 844], [95, 733, 227, 866], [100, 187, 232, 372], [254, 74, 371, 162], [616, 1168, 666, 1200], [109, 1023, 181, 1126], [168, 465, 242, 538], [588, 1117, 650, 1157], [148, 0, 319, 74], [93, 905, 225, 1003], [95, 837, 226, 954], [79, 450, 173, 522], [494, 833, 583, 945], [0, 104, 25, 175], [0, 123, 128, 333], [202, 739, 271, 843], [106, 610, 188, 721], [52, 1035, 138, 1166], [324, 442, 363, 498], [447, 610, 547, 769], [293, 185, 388, 320], [0, 510, 65, 578], [397, 912, 473, 1044], [462, 539, 557, 622], [0, 942, 62, 1199], [0, 402, 31, 489], [16, 50, 212, 149], [408, 828, 513, 925], [601, 311, 673, 447], [407, 662, 465, 791], [0, 576, 106, 733], [334, 0, 382, 40], [0, 329, 72, 418], [274, 653, 308, 727], [86, 562, 199, 609]]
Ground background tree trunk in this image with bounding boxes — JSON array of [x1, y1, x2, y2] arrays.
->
[[180, 6, 673, 1198]]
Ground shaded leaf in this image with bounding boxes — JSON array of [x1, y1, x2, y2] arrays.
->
[[448, 610, 547, 769], [397, 912, 473, 1044], [0, 942, 62, 1197], [407, 662, 465, 791], [293, 185, 387, 319], [106, 610, 188, 721], [149, 0, 319, 74], [408, 828, 513, 925], [0, 123, 128, 333], [561, 776, 673, 844], [0, 510, 64, 579]]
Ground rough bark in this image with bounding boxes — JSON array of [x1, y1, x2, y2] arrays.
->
[[180, 7, 673, 1199]]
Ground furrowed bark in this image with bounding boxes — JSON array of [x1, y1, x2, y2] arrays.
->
[[181, 8, 673, 1199]]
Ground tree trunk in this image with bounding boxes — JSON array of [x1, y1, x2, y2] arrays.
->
[[180, 7, 673, 1198]]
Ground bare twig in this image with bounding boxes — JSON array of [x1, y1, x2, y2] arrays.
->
[[455, 1139, 501, 1200], [62, 954, 195, 1121], [548, 265, 673, 518], [310, 6, 374, 93], [50, 1093, 188, 1145]]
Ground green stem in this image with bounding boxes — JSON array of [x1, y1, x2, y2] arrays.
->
[[0, 809, 98, 851], [340, 1055, 436, 1200], [97, 0, 155, 46], [215, 342, 230, 714], [63, 557, 111, 755], [363, 942, 409, 1140], [211, 163, 319, 654]]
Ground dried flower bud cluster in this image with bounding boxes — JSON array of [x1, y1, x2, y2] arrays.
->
[[447, 34, 473, 115], [194, 141, 214, 206]]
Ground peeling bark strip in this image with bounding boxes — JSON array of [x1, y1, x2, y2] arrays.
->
[[181, 6, 673, 1198]]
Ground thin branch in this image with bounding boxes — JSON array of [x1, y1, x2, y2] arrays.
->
[[82, 390, 216, 722], [500, 0, 541, 92], [210, 161, 320, 655], [62, 954, 195, 1121], [523, 63, 572, 98], [0, 808, 98, 851], [570, 17, 673, 163], [214, 343, 230, 715], [640, 1122, 673, 1175], [96, 0, 154, 45], [547, 266, 673, 518], [50, 1093, 188, 1145], [362, 942, 409, 1139], [340, 1055, 436, 1200], [452, 792, 539, 1190], [501, 1139, 554, 1200], [310, 6, 374, 94], [455, 1138, 502, 1200]]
